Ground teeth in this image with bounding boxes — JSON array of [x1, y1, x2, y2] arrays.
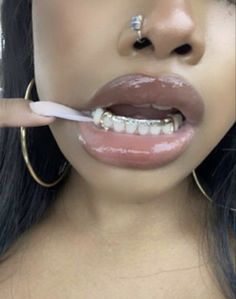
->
[[101, 111, 113, 130], [152, 104, 173, 110], [149, 121, 162, 135], [113, 117, 125, 132], [131, 104, 174, 111], [92, 108, 104, 125], [137, 122, 150, 135], [125, 120, 138, 134], [92, 108, 184, 136], [167, 113, 184, 131], [132, 104, 152, 108], [161, 119, 175, 134]]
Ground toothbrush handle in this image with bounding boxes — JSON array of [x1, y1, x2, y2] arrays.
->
[[55, 114, 93, 122], [29, 101, 94, 122]]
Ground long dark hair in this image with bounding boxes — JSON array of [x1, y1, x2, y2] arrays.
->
[[0, 1, 235, 298]]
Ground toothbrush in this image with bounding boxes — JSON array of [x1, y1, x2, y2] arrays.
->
[[29, 101, 94, 122]]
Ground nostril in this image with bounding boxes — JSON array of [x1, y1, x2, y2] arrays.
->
[[173, 44, 192, 55], [132, 40, 192, 56], [133, 38, 152, 50]]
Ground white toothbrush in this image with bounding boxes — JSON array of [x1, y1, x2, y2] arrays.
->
[[29, 101, 94, 122]]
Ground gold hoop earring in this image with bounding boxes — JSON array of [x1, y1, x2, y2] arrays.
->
[[192, 169, 212, 202], [20, 78, 71, 188], [192, 169, 236, 212]]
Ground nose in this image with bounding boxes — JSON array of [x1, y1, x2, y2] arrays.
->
[[118, 1, 205, 65]]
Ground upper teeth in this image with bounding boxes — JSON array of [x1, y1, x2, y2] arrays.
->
[[91, 108, 184, 135], [132, 104, 173, 110], [152, 104, 173, 110]]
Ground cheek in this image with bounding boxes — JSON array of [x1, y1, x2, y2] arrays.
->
[[32, 0, 101, 104], [207, 51, 235, 132], [198, 3, 235, 134], [32, 0, 91, 50], [207, 11, 235, 129], [181, 3, 235, 164]]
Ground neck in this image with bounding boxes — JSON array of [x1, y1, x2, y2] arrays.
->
[[50, 168, 208, 242]]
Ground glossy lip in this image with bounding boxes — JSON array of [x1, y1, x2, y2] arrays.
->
[[78, 121, 196, 169], [81, 73, 205, 126]]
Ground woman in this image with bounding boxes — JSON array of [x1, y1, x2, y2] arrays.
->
[[0, 0, 235, 298]]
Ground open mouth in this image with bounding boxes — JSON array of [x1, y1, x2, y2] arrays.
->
[[77, 73, 204, 169], [91, 103, 186, 136]]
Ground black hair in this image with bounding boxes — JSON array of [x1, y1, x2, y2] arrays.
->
[[0, 1, 235, 298]]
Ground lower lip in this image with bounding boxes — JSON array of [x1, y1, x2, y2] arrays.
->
[[78, 122, 196, 169]]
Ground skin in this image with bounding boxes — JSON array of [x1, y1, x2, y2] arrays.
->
[[0, 0, 235, 298]]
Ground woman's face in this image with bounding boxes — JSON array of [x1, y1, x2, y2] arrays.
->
[[32, 0, 235, 197]]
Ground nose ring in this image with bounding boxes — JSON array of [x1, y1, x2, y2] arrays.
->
[[131, 15, 145, 43]]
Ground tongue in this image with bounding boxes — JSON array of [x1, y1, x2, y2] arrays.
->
[[107, 104, 178, 120]]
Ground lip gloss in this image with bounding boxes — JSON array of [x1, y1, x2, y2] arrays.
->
[[78, 121, 195, 169]]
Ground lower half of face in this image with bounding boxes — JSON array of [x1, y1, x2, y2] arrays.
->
[[32, 0, 235, 196]]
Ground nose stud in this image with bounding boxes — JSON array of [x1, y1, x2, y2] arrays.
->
[[131, 15, 145, 43]]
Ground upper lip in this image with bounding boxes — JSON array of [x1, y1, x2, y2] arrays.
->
[[82, 73, 205, 125]]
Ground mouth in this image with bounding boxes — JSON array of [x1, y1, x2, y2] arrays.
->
[[91, 104, 185, 135], [78, 73, 205, 169]]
